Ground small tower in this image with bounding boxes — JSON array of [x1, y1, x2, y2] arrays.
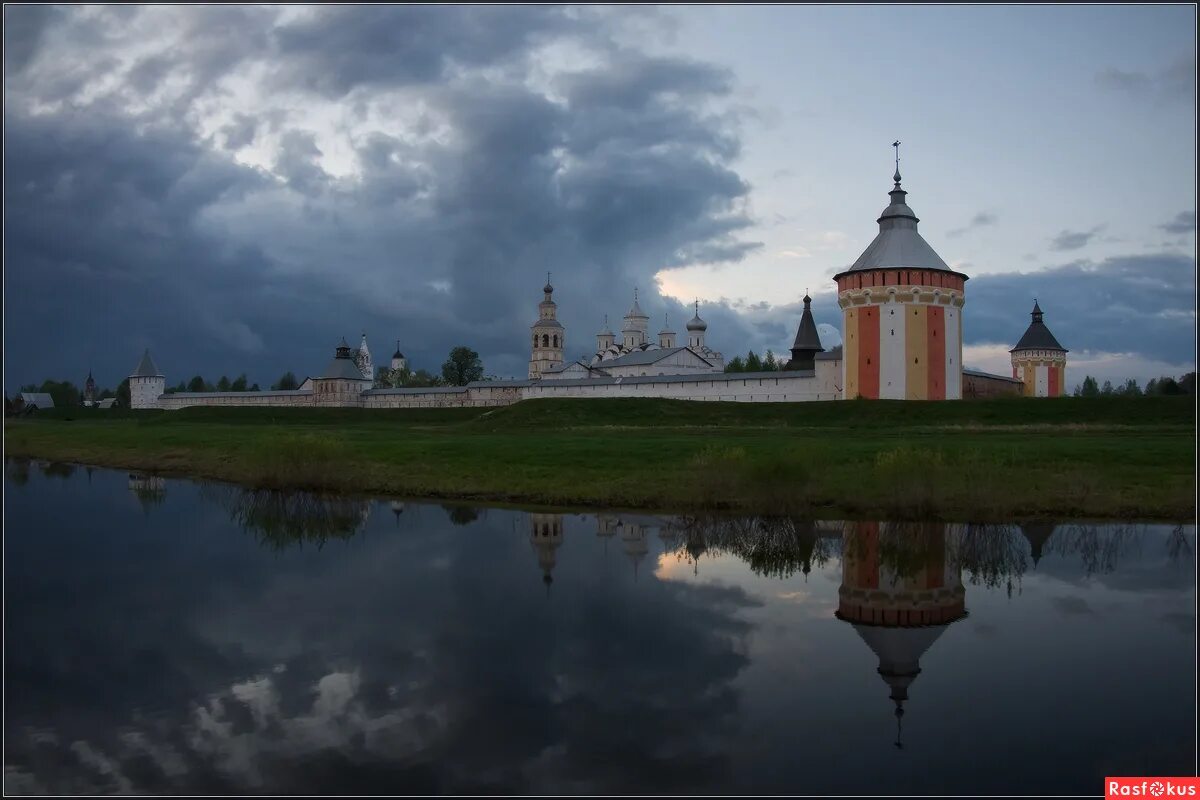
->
[[686, 299, 708, 350], [529, 513, 564, 590], [786, 292, 825, 371], [84, 370, 97, 405], [355, 333, 373, 380], [658, 313, 676, 349], [312, 337, 373, 406], [621, 520, 649, 580], [833, 143, 968, 399], [1010, 301, 1068, 397], [622, 289, 649, 349], [529, 274, 564, 379], [596, 315, 615, 353], [390, 341, 407, 374], [128, 349, 165, 409]]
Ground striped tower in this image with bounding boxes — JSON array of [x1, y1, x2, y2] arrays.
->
[[833, 146, 968, 400], [1010, 301, 1068, 397]]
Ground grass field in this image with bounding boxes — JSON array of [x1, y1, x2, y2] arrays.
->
[[4, 396, 1195, 520]]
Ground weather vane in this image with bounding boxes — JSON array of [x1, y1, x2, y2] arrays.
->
[[893, 140, 901, 182]]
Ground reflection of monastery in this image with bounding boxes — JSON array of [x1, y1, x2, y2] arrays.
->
[[128, 151, 1068, 410]]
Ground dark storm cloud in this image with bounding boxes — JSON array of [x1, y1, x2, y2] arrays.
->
[[3, 6, 762, 388], [966, 253, 1196, 363], [1049, 225, 1104, 251], [1096, 54, 1195, 104], [2, 4, 62, 73], [1159, 210, 1195, 236], [947, 211, 998, 238]]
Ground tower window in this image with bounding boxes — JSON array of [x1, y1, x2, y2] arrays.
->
[[542, 334, 549, 347], [553, 335, 558, 347]]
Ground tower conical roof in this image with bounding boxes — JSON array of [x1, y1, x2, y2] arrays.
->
[[130, 349, 162, 378], [626, 289, 647, 319], [836, 157, 961, 278], [1011, 300, 1067, 352], [791, 294, 825, 353]]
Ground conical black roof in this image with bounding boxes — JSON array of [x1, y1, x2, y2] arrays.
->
[[1011, 301, 1067, 353], [791, 294, 825, 353]]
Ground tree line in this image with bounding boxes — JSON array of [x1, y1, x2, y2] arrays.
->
[[1072, 372, 1195, 397], [724, 349, 787, 373]]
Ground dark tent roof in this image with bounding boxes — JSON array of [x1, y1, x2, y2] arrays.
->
[[131, 349, 163, 377], [791, 295, 825, 353], [1011, 301, 1067, 352]]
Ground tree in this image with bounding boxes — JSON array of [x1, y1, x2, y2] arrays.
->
[[1180, 372, 1195, 395], [216, 375, 231, 392], [272, 372, 299, 391], [442, 346, 484, 386], [725, 356, 745, 373], [1079, 376, 1100, 397], [763, 350, 779, 371], [187, 375, 207, 393], [1145, 378, 1158, 396], [407, 368, 442, 388], [1118, 378, 1141, 397], [117, 378, 131, 408], [375, 365, 395, 389], [745, 351, 763, 372], [249, 383, 261, 392], [230, 374, 248, 392], [1100, 380, 1114, 396], [29, 379, 82, 408]]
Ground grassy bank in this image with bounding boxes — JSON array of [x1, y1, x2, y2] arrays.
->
[[4, 396, 1195, 520]]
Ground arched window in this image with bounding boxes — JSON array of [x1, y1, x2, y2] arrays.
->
[[533, 334, 538, 346], [552, 335, 558, 347], [542, 334, 549, 347]]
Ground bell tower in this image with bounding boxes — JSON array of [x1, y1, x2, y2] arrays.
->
[[528, 273, 564, 379]]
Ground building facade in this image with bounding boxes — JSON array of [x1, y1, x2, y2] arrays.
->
[[528, 276, 565, 379]]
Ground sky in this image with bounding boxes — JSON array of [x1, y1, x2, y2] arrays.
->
[[3, 5, 1196, 390]]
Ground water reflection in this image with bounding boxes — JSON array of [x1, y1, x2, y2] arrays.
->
[[4, 465, 1195, 795]]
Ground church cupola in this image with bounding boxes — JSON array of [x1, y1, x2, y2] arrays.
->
[[658, 313, 677, 349], [390, 341, 407, 373], [596, 315, 615, 352], [622, 288, 649, 349], [686, 299, 708, 350]]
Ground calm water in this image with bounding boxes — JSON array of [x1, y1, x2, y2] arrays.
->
[[3, 460, 1195, 795]]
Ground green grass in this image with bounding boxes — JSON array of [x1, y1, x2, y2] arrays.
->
[[5, 396, 1195, 520]]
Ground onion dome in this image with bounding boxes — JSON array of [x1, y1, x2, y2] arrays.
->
[[686, 299, 707, 331], [1010, 300, 1067, 353], [392, 340, 404, 359]]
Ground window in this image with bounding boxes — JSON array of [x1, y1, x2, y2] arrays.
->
[[552, 335, 558, 347], [542, 334, 549, 347]]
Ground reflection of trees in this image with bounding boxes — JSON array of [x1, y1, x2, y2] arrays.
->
[[442, 505, 481, 526], [6, 458, 32, 486], [661, 516, 1190, 586], [40, 461, 77, 480], [202, 486, 370, 550], [664, 515, 836, 579], [128, 473, 167, 513]]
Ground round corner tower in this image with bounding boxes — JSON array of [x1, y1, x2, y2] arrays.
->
[[833, 148, 968, 400], [128, 349, 165, 409], [529, 274, 564, 379], [1010, 301, 1068, 397]]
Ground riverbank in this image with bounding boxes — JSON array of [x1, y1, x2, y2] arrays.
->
[[5, 396, 1195, 520]]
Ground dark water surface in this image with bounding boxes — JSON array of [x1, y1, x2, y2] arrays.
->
[[4, 460, 1195, 794]]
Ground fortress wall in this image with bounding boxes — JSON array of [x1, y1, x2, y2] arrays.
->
[[156, 391, 314, 410], [525, 371, 838, 403]]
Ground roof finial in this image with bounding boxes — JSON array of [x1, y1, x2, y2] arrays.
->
[[634, 286, 638, 302], [892, 140, 902, 184], [694, 297, 699, 315]]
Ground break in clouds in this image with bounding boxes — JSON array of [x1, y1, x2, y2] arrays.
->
[[3, 5, 1195, 387]]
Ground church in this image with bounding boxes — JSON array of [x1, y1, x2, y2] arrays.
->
[[127, 148, 1065, 410]]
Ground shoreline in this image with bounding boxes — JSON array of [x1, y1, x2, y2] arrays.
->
[[5, 396, 1195, 522]]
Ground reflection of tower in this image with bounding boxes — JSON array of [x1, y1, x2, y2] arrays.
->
[[128, 473, 167, 514], [530, 513, 564, 590], [596, 514, 618, 554], [621, 520, 649, 580], [836, 522, 968, 748], [389, 501, 406, 525], [1019, 522, 1057, 568]]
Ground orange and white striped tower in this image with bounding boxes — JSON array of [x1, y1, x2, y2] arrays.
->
[[1010, 301, 1068, 397], [833, 144, 968, 400]]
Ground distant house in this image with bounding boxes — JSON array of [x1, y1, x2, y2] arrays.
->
[[98, 398, 117, 409], [19, 392, 55, 410]]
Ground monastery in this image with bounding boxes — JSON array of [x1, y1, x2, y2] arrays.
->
[[127, 151, 1068, 410]]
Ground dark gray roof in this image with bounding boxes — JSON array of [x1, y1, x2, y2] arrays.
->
[[131, 349, 163, 377], [321, 357, 372, 380], [791, 296, 825, 353], [601, 346, 713, 368], [531, 318, 563, 329], [1010, 303, 1067, 352], [19, 392, 54, 408], [837, 179, 960, 277], [815, 345, 843, 361]]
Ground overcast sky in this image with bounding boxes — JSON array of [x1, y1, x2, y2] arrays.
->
[[4, 5, 1195, 390]]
